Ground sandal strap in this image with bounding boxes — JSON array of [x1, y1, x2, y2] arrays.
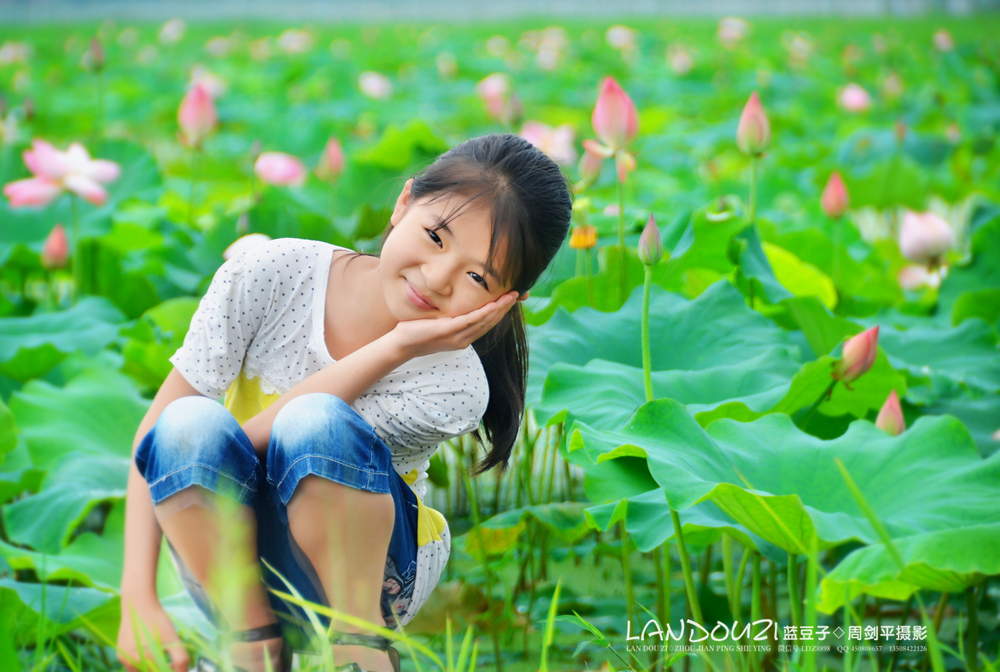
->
[[328, 630, 392, 651], [222, 621, 284, 642]]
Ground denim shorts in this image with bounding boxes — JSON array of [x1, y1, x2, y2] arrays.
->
[[134, 393, 420, 652]]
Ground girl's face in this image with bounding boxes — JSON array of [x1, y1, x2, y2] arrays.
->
[[380, 178, 514, 321]]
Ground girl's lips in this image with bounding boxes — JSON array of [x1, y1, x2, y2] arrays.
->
[[405, 281, 436, 310]]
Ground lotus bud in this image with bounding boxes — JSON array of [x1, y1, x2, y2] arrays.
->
[[41, 224, 69, 269], [832, 325, 879, 385], [736, 91, 771, 156], [875, 389, 905, 436], [899, 210, 954, 266], [894, 119, 907, 144], [821, 171, 849, 219], [316, 137, 344, 181], [637, 213, 662, 266], [592, 77, 639, 152], [88, 38, 105, 73], [178, 83, 217, 148]]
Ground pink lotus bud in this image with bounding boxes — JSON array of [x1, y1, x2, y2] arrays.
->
[[316, 137, 344, 181], [88, 38, 105, 72], [41, 223, 69, 269], [358, 71, 393, 100], [615, 150, 637, 184], [895, 119, 907, 144], [933, 29, 954, 52], [178, 83, 217, 148], [838, 83, 871, 113], [875, 390, 906, 436], [832, 325, 879, 386], [899, 210, 954, 265], [255, 151, 306, 187], [736, 91, 771, 156], [821, 171, 849, 219], [592, 77, 639, 152], [637, 213, 662, 266], [578, 148, 603, 183]]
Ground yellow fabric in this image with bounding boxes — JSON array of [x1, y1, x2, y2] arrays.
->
[[224, 371, 447, 548]]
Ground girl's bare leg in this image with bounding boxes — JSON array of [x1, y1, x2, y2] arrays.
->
[[287, 474, 395, 672], [153, 485, 285, 672]]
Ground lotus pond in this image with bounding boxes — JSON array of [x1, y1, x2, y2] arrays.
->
[[0, 14, 999, 672]]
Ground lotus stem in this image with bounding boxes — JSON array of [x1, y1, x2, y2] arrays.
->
[[788, 553, 801, 628], [70, 195, 80, 303], [189, 148, 199, 227], [801, 380, 838, 429], [722, 533, 734, 617], [620, 519, 636, 633], [803, 534, 819, 672], [966, 583, 981, 672], [734, 545, 751, 624], [585, 247, 594, 308], [670, 509, 704, 625], [617, 174, 626, 306], [769, 559, 778, 659], [844, 584, 854, 672], [751, 552, 762, 672], [748, 155, 757, 224], [642, 265, 654, 402]]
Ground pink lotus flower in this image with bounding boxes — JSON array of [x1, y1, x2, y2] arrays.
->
[[736, 91, 771, 156], [3, 139, 121, 207], [316, 137, 344, 181], [255, 152, 306, 187], [223, 233, 272, 261], [637, 213, 662, 266], [519, 121, 577, 166], [159, 18, 186, 45], [476, 73, 522, 126], [838, 83, 872, 113], [875, 390, 905, 436], [582, 77, 639, 184], [717, 17, 750, 50], [832, 325, 879, 387], [821, 171, 849, 219], [667, 44, 694, 76], [276, 29, 313, 55], [899, 210, 954, 266], [589, 77, 639, 153], [41, 223, 69, 269], [358, 71, 392, 100], [933, 29, 954, 53], [178, 83, 217, 148], [605, 25, 637, 52]]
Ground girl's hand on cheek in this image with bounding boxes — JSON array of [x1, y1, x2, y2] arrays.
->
[[388, 290, 522, 359]]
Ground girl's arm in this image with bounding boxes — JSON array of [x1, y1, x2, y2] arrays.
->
[[121, 369, 205, 601], [241, 333, 409, 453]]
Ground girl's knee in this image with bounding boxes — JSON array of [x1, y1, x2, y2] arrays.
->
[[271, 393, 354, 442], [152, 396, 239, 457]]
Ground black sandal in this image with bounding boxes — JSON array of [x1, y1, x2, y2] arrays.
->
[[329, 630, 401, 672], [195, 621, 292, 672]]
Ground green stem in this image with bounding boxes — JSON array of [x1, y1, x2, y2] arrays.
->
[[620, 519, 636, 635], [641, 265, 653, 402], [751, 552, 762, 672], [722, 533, 734, 618], [965, 583, 980, 672], [748, 156, 757, 224], [664, 543, 672, 672], [189, 148, 199, 227], [585, 246, 594, 308], [617, 173, 626, 306], [801, 380, 838, 430], [844, 583, 854, 672], [96, 71, 104, 139], [733, 546, 750, 624], [788, 553, 801, 628], [832, 217, 842, 292], [803, 535, 819, 672], [669, 509, 703, 624]]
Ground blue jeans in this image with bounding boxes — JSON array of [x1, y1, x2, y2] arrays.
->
[[134, 393, 420, 651]]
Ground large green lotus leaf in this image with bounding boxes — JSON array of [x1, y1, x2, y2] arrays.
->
[[526, 280, 794, 415], [937, 211, 1000, 316], [817, 523, 1000, 614], [0, 577, 119, 649], [9, 365, 149, 470], [0, 436, 44, 506], [536, 346, 802, 432], [2, 453, 128, 553], [121, 297, 200, 391], [921, 393, 1000, 458], [761, 242, 837, 310], [0, 499, 125, 590], [0, 397, 15, 465], [781, 296, 863, 359], [876, 318, 1000, 394], [787, 350, 907, 419], [569, 400, 998, 577], [0, 298, 124, 381], [584, 488, 786, 563], [729, 224, 794, 305]]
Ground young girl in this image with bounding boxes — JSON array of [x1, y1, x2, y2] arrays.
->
[[117, 133, 574, 672]]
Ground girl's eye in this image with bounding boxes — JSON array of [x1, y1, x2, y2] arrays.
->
[[426, 228, 489, 290]]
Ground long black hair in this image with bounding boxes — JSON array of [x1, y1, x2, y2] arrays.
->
[[339, 133, 573, 475]]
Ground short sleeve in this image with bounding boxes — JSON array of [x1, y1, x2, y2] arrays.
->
[[351, 350, 490, 453], [168, 246, 272, 399]]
